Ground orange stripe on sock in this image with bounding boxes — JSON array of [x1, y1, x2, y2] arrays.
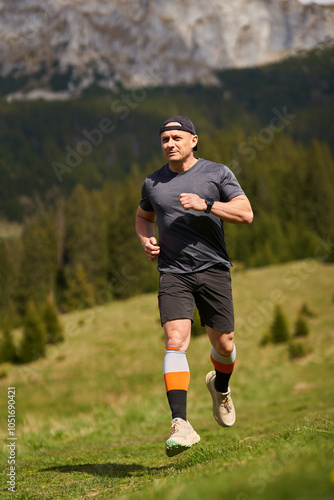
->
[[164, 371, 190, 392], [210, 355, 235, 374], [166, 347, 181, 351]]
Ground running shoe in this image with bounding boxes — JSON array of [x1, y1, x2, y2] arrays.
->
[[205, 371, 236, 427], [165, 418, 200, 457]]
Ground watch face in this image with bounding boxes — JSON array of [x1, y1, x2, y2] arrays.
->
[[205, 198, 214, 213]]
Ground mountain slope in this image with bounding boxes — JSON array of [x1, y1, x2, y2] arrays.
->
[[1, 0, 334, 100]]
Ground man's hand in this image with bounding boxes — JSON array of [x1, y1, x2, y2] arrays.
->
[[143, 237, 160, 261], [179, 193, 206, 212]]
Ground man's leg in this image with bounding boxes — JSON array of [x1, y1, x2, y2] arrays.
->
[[158, 272, 200, 456], [163, 319, 191, 420], [205, 327, 236, 427], [207, 327, 236, 393], [163, 319, 200, 456]]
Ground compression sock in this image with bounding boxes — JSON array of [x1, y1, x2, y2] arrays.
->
[[163, 347, 190, 421], [210, 344, 236, 393]]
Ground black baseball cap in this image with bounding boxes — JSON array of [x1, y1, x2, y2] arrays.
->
[[159, 115, 198, 151]]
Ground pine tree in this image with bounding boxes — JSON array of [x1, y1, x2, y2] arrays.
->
[[303, 139, 334, 239], [15, 214, 58, 315], [106, 166, 158, 299], [0, 240, 13, 310], [18, 301, 47, 364], [269, 305, 290, 343], [0, 327, 17, 364], [299, 302, 315, 318], [42, 301, 64, 344], [59, 264, 95, 312], [63, 184, 109, 292], [293, 316, 310, 338]]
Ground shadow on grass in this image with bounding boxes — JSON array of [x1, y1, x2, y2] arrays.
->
[[42, 462, 172, 478]]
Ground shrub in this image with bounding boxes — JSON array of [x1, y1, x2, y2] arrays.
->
[[59, 264, 95, 312], [0, 328, 17, 364], [293, 316, 310, 338], [269, 305, 290, 343], [259, 332, 271, 346], [42, 301, 64, 344], [18, 301, 47, 364], [299, 302, 316, 318], [288, 340, 308, 360]]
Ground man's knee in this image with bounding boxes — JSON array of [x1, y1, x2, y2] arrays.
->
[[164, 319, 191, 350], [207, 327, 234, 356], [221, 338, 235, 356]]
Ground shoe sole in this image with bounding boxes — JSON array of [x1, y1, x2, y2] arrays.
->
[[165, 434, 200, 457], [205, 372, 235, 427]]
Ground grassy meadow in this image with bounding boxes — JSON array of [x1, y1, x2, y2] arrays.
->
[[0, 260, 334, 499]]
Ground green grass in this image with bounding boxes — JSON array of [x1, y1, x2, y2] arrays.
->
[[1, 261, 334, 499]]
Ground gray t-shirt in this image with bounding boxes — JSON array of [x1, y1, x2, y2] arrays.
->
[[140, 158, 245, 273]]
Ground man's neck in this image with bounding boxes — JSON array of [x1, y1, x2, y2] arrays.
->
[[168, 155, 198, 173]]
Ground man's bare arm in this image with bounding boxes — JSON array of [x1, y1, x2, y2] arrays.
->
[[179, 194, 253, 225], [135, 206, 160, 261]]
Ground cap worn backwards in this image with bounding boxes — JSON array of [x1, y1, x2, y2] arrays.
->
[[159, 115, 198, 150]]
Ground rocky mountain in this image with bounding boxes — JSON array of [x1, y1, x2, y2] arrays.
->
[[1, 0, 334, 100]]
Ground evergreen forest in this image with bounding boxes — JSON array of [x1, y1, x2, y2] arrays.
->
[[0, 45, 333, 357]]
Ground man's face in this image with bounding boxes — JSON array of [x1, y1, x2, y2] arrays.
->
[[160, 122, 198, 162]]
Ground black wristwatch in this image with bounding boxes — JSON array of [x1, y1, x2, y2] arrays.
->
[[204, 198, 214, 213]]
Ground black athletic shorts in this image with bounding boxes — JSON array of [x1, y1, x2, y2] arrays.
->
[[158, 264, 234, 332]]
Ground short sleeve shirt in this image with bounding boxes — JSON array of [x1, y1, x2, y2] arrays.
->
[[140, 158, 245, 273]]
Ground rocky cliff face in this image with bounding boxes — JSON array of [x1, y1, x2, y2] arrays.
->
[[1, 0, 333, 100]]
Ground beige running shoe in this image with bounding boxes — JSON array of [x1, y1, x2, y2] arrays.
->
[[165, 418, 200, 457], [205, 371, 236, 427]]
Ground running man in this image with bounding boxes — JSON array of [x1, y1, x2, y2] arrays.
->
[[136, 116, 253, 457]]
